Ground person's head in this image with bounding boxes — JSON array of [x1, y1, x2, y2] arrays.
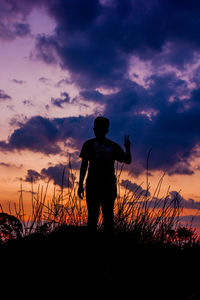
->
[[93, 116, 109, 139]]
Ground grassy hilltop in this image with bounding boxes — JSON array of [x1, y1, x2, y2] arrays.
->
[[1, 168, 200, 299], [1, 223, 200, 300]]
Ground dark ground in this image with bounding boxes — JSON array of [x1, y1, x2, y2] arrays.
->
[[1, 225, 200, 300]]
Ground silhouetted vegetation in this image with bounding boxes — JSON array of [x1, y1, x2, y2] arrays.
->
[[1, 163, 200, 299]]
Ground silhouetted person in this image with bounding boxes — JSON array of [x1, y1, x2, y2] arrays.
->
[[78, 116, 131, 239]]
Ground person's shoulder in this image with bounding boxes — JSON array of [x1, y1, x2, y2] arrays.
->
[[106, 138, 120, 148], [80, 138, 95, 158], [82, 138, 96, 147]]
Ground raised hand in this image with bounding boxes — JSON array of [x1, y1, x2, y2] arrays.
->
[[124, 135, 131, 149]]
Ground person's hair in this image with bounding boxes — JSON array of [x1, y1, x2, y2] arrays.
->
[[94, 116, 109, 129]]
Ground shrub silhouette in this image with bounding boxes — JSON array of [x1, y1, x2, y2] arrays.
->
[[0, 213, 23, 243]]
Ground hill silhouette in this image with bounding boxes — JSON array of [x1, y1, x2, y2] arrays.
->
[[1, 224, 200, 300], [1, 163, 200, 299]]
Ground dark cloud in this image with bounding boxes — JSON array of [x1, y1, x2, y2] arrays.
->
[[1, 0, 200, 177], [41, 164, 72, 187], [0, 22, 30, 40], [109, 77, 200, 175], [169, 191, 200, 210], [38, 77, 52, 85], [0, 72, 200, 176], [32, 0, 200, 89], [80, 90, 104, 102], [45, 104, 50, 111], [13, 22, 30, 37], [22, 100, 34, 106], [24, 169, 42, 183], [128, 188, 200, 211], [0, 115, 94, 154], [121, 179, 150, 197], [24, 163, 78, 187], [12, 78, 26, 85], [0, 116, 60, 154], [1, 0, 200, 83], [0, 89, 11, 100], [0, 0, 47, 40], [78, 74, 199, 176], [55, 78, 73, 87], [35, 35, 58, 64], [51, 92, 70, 108]]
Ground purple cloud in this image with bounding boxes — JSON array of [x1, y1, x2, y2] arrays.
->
[[31, 0, 200, 89], [41, 164, 71, 187], [38, 77, 52, 85], [12, 22, 30, 37], [51, 92, 70, 108], [22, 100, 34, 106], [0, 89, 11, 100], [12, 79, 26, 85], [0, 1, 200, 177], [24, 169, 42, 183], [24, 163, 78, 188], [0, 116, 60, 154], [0, 115, 93, 155], [0, 76, 200, 177], [121, 179, 150, 197]]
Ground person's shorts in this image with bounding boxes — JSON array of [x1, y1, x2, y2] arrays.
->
[[86, 176, 117, 201]]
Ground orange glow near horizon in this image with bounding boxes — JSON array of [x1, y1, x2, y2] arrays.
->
[[1, 167, 200, 237]]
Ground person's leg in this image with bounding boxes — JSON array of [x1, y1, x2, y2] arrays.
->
[[101, 196, 115, 238], [101, 179, 117, 238], [86, 182, 101, 237], [87, 198, 100, 236]]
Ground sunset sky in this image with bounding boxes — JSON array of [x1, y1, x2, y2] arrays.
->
[[1, 0, 200, 228]]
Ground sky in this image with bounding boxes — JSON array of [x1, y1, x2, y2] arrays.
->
[[0, 0, 200, 229]]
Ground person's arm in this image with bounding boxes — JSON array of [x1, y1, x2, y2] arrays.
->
[[123, 135, 131, 164], [78, 158, 88, 199]]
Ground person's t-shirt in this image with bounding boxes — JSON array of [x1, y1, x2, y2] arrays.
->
[[80, 138, 126, 180]]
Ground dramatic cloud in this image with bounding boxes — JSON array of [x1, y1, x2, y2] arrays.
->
[[0, 21, 30, 40], [0, 89, 11, 100], [150, 191, 200, 211], [0, 0, 48, 40], [121, 179, 150, 197], [32, 0, 200, 89], [1, 75, 200, 176], [24, 169, 42, 183], [41, 164, 72, 187], [0, 1, 200, 177], [0, 116, 60, 154], [55, 78, 73, 87], [169, 191, 200, 210], [123, 181, 200, 211], [51, 92, 70, 108], [24, 163, 77, 187], [0, 115, 94, 155], [79, 74, 200, 175]]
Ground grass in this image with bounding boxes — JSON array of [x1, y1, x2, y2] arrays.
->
[[0, 159, 199, 247], [1, 159, 200, 299]]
